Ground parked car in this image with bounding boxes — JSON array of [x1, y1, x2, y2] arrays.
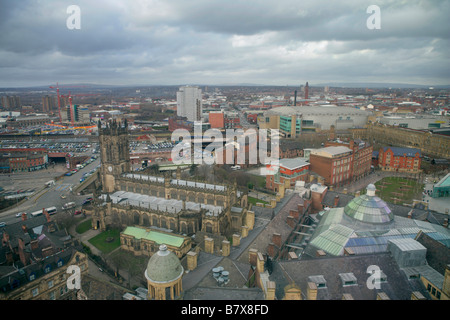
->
[[15, 212, 27, 218], [74, 210, 82, 215], [82, 197, 93, 205]]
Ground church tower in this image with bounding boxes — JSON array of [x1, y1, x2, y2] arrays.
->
[[98, 119, 130, 193]]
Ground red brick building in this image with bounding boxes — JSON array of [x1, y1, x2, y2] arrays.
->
[[325, 139, 373, 181], [279, 141, 305, 159], [208, 112, 240, 129], [209, 112, 224, 128], [0, 148, 48, 172], [224, 116, 240, 129], [309, 146, 353, 186], [378, 147, 422, 173]]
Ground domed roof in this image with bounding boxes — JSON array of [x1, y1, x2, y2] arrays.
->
[[145, 244, 184, 283], [344, 184, 394, 224]]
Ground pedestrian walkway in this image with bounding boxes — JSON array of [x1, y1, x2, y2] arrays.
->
[[68, 217, 101, 255]]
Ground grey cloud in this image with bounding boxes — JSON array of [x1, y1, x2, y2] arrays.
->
[[0, 0, 448, 87]]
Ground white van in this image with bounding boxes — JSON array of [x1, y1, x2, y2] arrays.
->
[[62, 202, 76, 210]]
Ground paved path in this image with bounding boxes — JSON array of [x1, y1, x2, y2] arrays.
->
[[68, 218, 146, 290], [69, 217, 102, 255]]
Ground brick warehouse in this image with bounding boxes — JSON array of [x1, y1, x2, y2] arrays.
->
[[309, 146, 354, 187]]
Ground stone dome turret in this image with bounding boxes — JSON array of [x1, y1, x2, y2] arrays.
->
[[145, 244, 184, 283]]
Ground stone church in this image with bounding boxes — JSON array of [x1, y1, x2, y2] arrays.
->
[[89, 120, 250, 256]]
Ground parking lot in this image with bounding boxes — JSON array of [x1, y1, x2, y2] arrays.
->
[[0, 162, 68, 195], [0, 139, 97, 154], [130, 141, 175, 153]]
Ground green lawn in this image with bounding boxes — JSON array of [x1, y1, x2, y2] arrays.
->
[[88, 229, 121, 254], [371, 176, 424, 205], [76, 219, 92, 234], [248, 196, 269, 205]]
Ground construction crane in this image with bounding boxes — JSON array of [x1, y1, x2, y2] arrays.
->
[[49, 83, 88, 123]]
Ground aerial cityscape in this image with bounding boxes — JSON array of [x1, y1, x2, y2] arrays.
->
[[0, 0, 449, 310]]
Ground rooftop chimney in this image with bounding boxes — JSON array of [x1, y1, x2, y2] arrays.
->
[[272, 233, 281, 247], [306, 282, 317, 300], [334, 195, 339, 207]]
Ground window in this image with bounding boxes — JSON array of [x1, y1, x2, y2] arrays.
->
[[49, 291, 56, 300], [29, 273, 36, 281], [60, 286, 68, 296], [44, 265, 51, 273], [11, 279, 20, 289], [48, 280, 54, 289], [57, 259, 63, 267], [339, 273, 357, 286], [32, 288, 39, 297]]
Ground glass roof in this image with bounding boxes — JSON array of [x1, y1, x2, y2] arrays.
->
[[303, 184, 450, 257], [344, 194, 394, 224]]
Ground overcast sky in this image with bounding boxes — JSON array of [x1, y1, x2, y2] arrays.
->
[[0, 0, 449, 87]]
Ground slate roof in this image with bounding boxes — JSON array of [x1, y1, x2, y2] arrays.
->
[[273, 253, 431, 300], [279, 140, 305, 151], [236, 193, 303, 264], [182, 254, 265, 300], [183, 287, 264, 300], [322, 190, 355, 208], [0, 247, 81, 294], [382, 147, 421, 157], [415, 231, 450, 275]]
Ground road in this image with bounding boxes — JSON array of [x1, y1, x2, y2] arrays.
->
[[0, 157, 100, 225]]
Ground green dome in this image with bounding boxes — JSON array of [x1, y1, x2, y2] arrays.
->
[[145, 244, 184, 283], [344, 184, 394, 224]]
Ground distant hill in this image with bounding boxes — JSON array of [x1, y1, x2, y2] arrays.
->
[[314, 82, 450, 89], [1, 82, 449, 91]]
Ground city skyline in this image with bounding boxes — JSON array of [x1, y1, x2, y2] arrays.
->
[[0, 0, 449, 87]]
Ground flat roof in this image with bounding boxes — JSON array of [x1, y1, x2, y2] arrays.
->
[[122, 226, 185, 248], [311, 146, 352, 157], [280, 157, 309, 170]]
